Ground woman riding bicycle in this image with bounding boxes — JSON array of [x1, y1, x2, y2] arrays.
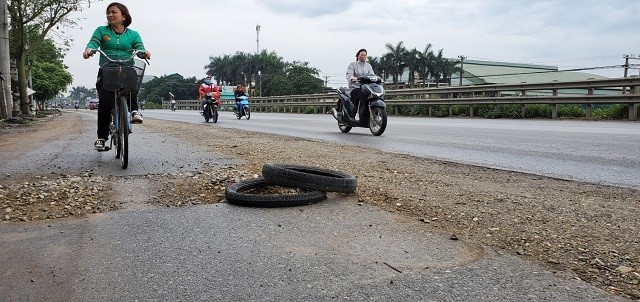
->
[[83, 2, 151, 151]]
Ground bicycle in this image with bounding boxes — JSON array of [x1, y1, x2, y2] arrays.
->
[[89, 49, 148, 169]]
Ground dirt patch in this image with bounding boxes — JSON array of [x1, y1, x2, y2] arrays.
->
[[1, 114, 639, 299]]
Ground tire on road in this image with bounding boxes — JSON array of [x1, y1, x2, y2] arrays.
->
[[225, 177, 327, 207], [262, 163, 357, 193]]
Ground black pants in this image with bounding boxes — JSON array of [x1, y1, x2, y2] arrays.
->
[[96, 69, 138, 140], [349, 88, 365, 116]]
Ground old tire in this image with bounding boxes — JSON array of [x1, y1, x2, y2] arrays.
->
[[262, 163, 357, 193], [225, 177, 327, 207]]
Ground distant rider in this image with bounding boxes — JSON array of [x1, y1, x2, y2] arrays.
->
[[345, 48, 374, 116], [234, 85, 247, 114], [198, 76, 220, 113]]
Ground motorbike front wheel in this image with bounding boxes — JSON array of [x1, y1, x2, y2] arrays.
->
[[369, 106, 387, 136], [212, 106, 218, 123], [204, 105, 210, 122], [244, 107, 250, 120]]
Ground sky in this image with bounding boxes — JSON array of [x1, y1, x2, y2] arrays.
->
[[61, 0, 640, 90]]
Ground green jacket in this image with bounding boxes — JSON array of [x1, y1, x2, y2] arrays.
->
[[86, 26, 146, 66]]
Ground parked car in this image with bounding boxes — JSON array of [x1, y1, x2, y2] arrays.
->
[[88, 99, 99, 110]]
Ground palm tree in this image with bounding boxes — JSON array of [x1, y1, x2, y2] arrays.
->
[[404, 48, 421, 88], [440, 57, 461, 86], [368, 56, 385, 79], [416, 43, 434, 87], [382, 41, 408, 88]]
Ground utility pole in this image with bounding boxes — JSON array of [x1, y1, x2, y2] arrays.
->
[[324, 75, 329, 88], [622, 54, 640, 94], [623, 54, 630, 78], [458, 55, 466, 86], [0, 0, 12, 118], [256, 24, 261, 54]]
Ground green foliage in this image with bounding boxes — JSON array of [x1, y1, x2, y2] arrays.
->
[[8, 0, 92, 115], [432, 105, 449, 117], [285, 61, 324, 95], [204, 50, 323, 97], [593, 104, 629, 120], [144, 102, 160, 109], [525, 104, 552, 118], [138, 74, 199, 104], [31, 61, 73, 101], [269, 75, 294, 96], [557, 104, 586, 118], [302, 106, 316, 114], [69, 86, 94, 102], [451, 105, 470, 117]]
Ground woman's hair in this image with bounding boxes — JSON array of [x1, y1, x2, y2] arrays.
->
[[355, 48, 367, 58], [107, 2, 132, 28]]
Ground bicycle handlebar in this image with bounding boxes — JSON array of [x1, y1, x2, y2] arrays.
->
[[88, 48, 149, 65]]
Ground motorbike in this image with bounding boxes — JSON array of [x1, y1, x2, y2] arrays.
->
[[202, 92, 218, 123], [331, 75, 387, 136], [170, 101, 176, 111], [234, 96, 250, 120], [74, 103, 79, 110]]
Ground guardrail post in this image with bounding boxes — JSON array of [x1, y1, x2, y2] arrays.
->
[[521, 89, 527, 118], [586, 88, 594, 119], [551, 89, 558, 119], [630, 85, 638, 121], [470, 104, 475, 117]]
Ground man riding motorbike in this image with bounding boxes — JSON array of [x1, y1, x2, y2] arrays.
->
[[198, 76, 220, 113], [234, 85, 247, 114]]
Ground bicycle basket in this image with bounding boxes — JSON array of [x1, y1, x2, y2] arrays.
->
[[100, 59, 146, 92]]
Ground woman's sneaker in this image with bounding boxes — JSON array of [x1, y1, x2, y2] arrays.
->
[[131, 111, 143, 124], [94, 139, 107, 151]]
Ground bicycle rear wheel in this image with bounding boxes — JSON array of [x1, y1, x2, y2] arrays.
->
[[118, 96, 129, 169]]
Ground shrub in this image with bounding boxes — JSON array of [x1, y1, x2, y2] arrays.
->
[[593, 104, 628, 120], [558, 104, 585, 118], [525, 104, 552, 118]]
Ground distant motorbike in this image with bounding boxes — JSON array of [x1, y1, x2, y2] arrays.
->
[[74, 103, 79, 110], [234, 96, 250, 120], [170, 101, 176, 111], [202, 92, 218, 123], [331, 75, 387, 136]]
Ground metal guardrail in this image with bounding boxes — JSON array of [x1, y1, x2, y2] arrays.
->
[[164, 77, 640, 120]]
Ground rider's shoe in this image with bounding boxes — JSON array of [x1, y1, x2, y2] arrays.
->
[[131, 111, 143, 124], [94, 139, 107, 151], [330, 108, 342, 121]]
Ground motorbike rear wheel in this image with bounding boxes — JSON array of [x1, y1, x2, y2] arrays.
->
[[336, 102, 352, 133], [369, 106, 387, 136], [244, 107, 250, 120]]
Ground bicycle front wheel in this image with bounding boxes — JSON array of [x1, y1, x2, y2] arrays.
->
[[118, 96, 129, 169]]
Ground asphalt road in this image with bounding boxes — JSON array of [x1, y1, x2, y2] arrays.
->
[[152, 109, 640, 190], [0, 111, 630, 301]]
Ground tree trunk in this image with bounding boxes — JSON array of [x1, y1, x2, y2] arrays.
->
[[17, 51, 30, 115], [0, 0, 11, 118]]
